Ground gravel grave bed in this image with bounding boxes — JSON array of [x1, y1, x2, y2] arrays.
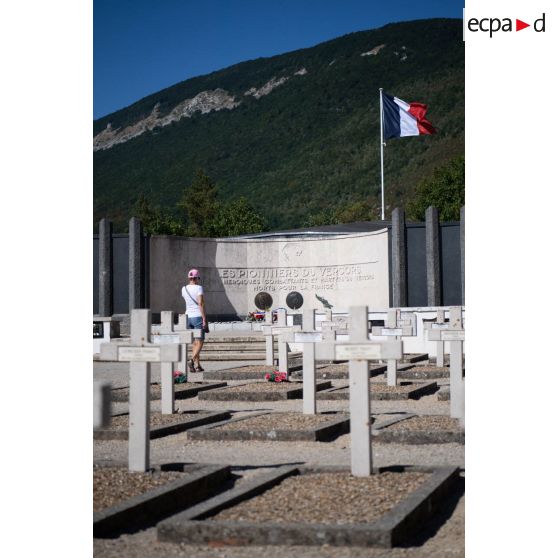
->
[[385, 416, 461, 431], [407, 366, 449, 373], [369, 383, 426, 393], [218, 382, 303, 393], [109, 412, 201, 430], [315, 364, 385, 373], [93, 467, 185, 512], [213, 472, 429, 525], [214, 413, 349, 431]]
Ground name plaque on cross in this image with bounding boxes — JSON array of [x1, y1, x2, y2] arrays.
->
[[431, 323, 450, 330], [380, 328, 403, 336], [294, 332, 323, 343], [118, 347, 161, 362], [441, 330, 465, 341], [262, 325, 301, 335], [336, 344, 381, 360]]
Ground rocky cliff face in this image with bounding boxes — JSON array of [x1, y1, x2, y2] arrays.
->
[[93, 89, 240, 151], [94, 69, 309, 151]]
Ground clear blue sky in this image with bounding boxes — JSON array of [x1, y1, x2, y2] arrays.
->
[[94, 0, 463, 119]]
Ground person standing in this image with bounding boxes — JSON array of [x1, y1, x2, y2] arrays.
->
[[181, 269, 207, 373]]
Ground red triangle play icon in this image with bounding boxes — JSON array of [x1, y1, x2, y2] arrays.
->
[[516, 19, 530, 31]]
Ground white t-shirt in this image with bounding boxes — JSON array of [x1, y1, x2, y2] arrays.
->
[[181, 284, 204, 318]]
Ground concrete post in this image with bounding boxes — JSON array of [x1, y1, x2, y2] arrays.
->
[[265, 310, 274, 366], [302, 309, 317, 415], [276, 309, 288, 374], [128, 309, 151, 472], [436, 308, 445, 368], [160, 311, 175, 414], [385, 309, 398, 386], [98, 219, 113, 317], [391, 208, 407, 307], [449, 307, 465, 421], [426, 206, 441, 306], [348, 305, 372, 476], [460, 206, 465, 305], [93, 380, 111, 430], [129, 217, 144, 311]]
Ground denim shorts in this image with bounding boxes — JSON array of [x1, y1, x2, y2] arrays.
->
[[187, 316, 205, 340]]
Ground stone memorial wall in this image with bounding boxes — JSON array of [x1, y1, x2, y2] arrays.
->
[[149, 230, 390, 318]]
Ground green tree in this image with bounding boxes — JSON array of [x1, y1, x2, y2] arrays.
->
[[210, 197, 268, 237], [131, 195, 186, 235], [177, 169, 219, 236], [303, 200, 375, 228], [407, 156, 465, 221]]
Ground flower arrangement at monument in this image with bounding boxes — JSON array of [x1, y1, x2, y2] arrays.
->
[[264, 371, 288, 382], [173, 370, 188, 384]]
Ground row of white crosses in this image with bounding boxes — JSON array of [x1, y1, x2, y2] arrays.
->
[[426, 306, 465, 424], [101, 309, 184, 472]]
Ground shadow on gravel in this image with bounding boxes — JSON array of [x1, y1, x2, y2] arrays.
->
[[399, 473, 465, 549]]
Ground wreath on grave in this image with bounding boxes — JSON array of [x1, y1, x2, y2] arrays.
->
[[173, 370, 188, 384], [264, 371, 288, 383]]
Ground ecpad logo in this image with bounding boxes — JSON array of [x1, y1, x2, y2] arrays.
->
[[467, 13, 545, 37]]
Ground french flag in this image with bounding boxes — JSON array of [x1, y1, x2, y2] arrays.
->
[[382, 92, 436, 139]]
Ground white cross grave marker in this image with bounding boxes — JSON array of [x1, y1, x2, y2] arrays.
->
[[371, 309, 415, 386], [152, 311, 198, 414], [261, 309, 301, 378], [280, 309, 323, 414], [316, 306, 403, 476], [423, 309, 447, 367], [100, 309, 180, 472], [427, 306, 465, 424]]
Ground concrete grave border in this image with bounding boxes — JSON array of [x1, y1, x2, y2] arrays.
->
[[94, 463, 231, 538], [290, 363, 388, 380], [110, 381, 227, 402], [198, 381, 332, 401], [316, 381, 438, 401], [203, 362, 303, 381], [157, 464, 460, 548], [94, 411, 231, 441], [187, 411, 350, 442], [372, 414, 465, 445]]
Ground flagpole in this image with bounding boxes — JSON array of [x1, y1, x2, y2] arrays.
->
[[379, 88, 385, 220]]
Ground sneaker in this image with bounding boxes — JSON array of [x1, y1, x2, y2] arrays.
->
[[188, 360, 196, 373], [195, 364, 205, 372]]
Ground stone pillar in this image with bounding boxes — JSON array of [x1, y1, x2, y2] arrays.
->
[[129, 217, 144, 311], [425, 206, 441, 306], [391, 208, 407, 307], [98, 219, 113, 317], [460, 206, 465, 305]]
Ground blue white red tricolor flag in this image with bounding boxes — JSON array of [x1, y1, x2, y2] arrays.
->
[[381, 92, 436, 139]]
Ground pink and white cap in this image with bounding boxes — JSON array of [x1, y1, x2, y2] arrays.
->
[[188, 269, 200, 278]]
